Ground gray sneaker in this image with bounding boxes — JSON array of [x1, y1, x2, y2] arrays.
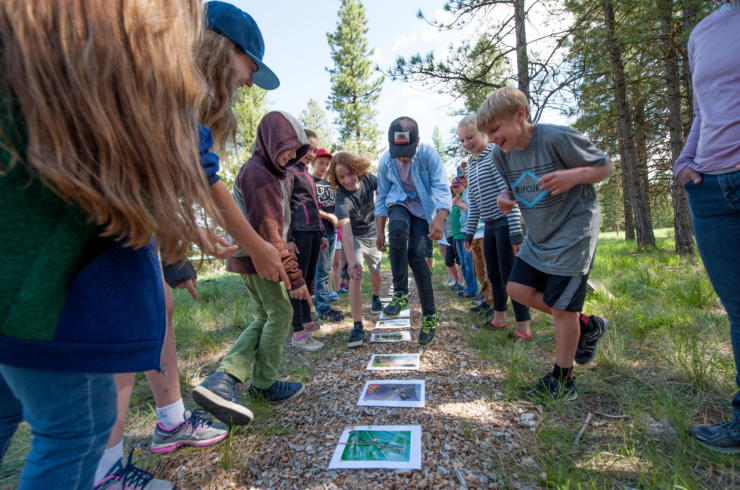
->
[[150, 409, 228, 454], [291, 333, 324, 351], [94, 451, 173, 489]]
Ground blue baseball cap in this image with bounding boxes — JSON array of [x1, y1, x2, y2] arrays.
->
[[205, 1, 280, 90]]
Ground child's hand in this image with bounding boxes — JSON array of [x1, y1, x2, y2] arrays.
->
[[251, 240, 291, 287], [677, 166, 703, 185], [174, 278, 198, 300], [497, 191, 517, 214], [512, 243, 521, 256], [538, 169, 580, 196], [287, 241, 299, 256], [328, 214, 339, 229], [376, 234, 387, 252], [289, 284, 313, 307], [427, 214, 445, 241], [320, 237, 329, 253], [196, 227, 238, 259], [348, 260, 364, 280]]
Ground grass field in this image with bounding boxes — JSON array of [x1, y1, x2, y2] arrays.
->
[[1, 228, 738, 488]]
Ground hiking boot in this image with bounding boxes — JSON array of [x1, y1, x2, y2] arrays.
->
[[347, 326, 365, 347], [371, 295, 383, 313], [689, 413, 740, 454], [150, 409, 228, 454], [318, 308, 345, 322], [525, 373, 577, 401], [575, 315, 609, 365], [191, 372, 254, 426], [249, 380, 304, 403], [450, 282, 464, 292], [418, 311, 439, 345], [291, 332, 324, 351], [383, 292, 408, 317], [94, 450, 173, 489]]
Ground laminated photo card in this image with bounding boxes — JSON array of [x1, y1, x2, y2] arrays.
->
[[328, 425, 422, 470], [370, 331, 411, 342], [374, 318, 411, 330], [357, 380, 425, 408], [379, 309, 410, 320], [366, 353, 420, 371]]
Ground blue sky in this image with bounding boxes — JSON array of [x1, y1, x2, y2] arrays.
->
[[229, 0, 473, 148]]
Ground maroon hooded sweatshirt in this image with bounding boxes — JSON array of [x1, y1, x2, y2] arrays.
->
[[226, 111, 309, 290]]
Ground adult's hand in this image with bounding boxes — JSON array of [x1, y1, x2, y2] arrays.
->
[[677, 166, 703, 186]]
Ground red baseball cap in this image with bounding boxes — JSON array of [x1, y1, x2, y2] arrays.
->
[[315, 148, 333, 159]]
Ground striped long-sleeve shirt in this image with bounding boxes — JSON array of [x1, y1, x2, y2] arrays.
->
[[465, 144, 524, 244]]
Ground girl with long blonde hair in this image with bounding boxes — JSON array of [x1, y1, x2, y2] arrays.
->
[[0, 0, 227, 488]]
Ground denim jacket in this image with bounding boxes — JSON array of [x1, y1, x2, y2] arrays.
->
[[375, 142, 452, 222]]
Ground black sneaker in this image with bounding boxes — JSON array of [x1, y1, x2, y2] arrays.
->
[[94, 450, 173, 489], [575, 315, 609, 365], [418, 311, 439, 345], [449, 283, 464, 292], [318, 308, 345, 322], [248, 380, 304, 403], [371, 295, 383, 313], [525, 373, 577, 401], [347, 326, 365, 347], [470, 301, 491, 313], [382, 292, 408, 317], [689, 413, 740, 454], [191, 372, 254, 426]]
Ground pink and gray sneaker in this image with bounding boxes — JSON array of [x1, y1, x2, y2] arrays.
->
[[149, 409, 228, 454]]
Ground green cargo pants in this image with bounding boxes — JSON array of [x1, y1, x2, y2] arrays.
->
[[218, 274, 292, 390]]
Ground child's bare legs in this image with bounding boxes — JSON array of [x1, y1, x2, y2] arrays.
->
[[349, 274, 364, 322], [371, 270, 381, 296], [503, 282, 539, 339], [552, 309, 579, 367], [332, 250, 346, 290], [454, 264, 464, 284]]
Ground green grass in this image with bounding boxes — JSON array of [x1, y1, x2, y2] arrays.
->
[[2, 229, 738, 488], [453, 228, 739, 488]]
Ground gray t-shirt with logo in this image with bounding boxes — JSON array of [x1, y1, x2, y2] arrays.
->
[[492, 124, 610, 276]]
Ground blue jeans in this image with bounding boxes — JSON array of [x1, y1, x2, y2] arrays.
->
[[684, 170, 740, 410], [0, 364, 117, 489], [314, 233, 336, 315], [454, 239, 478, 295]]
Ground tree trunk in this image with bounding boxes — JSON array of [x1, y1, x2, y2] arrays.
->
[[658, 0, 694, 254], [602, 0, 655, 248], [514, 0, 530, 101], [617, 139, 635, 241]]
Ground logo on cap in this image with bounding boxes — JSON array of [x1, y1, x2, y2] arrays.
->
[[394, 131, 410, 144]]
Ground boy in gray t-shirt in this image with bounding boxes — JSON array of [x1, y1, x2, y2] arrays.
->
[[476, 87, 616, 401]]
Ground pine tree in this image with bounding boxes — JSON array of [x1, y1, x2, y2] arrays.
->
[[326, 0, 383, 158], [300, 98, 334, 151]]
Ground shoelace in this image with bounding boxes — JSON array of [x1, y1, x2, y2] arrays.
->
[[118, 450, 154, 488], [187, 409, 214, 429], [421, 314, 437, 333], [390, 295, 406, 307]]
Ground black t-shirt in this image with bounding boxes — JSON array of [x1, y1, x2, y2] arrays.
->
[[313, 176, 336, 235], [335, 173, 377, 238]]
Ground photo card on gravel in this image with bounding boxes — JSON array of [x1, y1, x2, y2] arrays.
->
[[366, 353, 420, 371], [379, 309, 410, 320], [357, 380, 425, 408], [328, 425, 422, 470], [375, 318, 411, 330], [370, 331, 412, 342]]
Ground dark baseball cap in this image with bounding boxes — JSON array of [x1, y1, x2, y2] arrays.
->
[[388, 116, 419, 159], [205, 1, 280, 90]]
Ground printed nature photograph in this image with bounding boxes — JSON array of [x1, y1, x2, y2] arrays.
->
[[358, 380, 425, 408], [370, 331, 411, 342], [328, 425, 422, 470], [374, 318, 411, 330], [366, 353, 420, 371]]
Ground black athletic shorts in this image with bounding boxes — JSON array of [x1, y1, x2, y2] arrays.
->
[[508, 257, 589, 312]]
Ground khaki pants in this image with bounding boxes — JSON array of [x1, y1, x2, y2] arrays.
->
[[471, 238, 493, 306]]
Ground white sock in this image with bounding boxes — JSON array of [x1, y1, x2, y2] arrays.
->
[[155, 398, 186, 429], [94, 440, 123, 484]]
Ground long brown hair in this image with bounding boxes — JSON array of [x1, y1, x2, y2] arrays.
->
[[196, 29, 238, 154], [0, 0, 219, 261], [328, 151, 371, 188]]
